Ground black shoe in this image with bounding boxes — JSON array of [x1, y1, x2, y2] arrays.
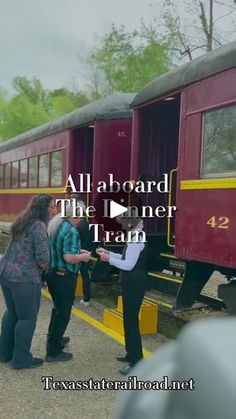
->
[[45, 351, 73, 363], [47, 337, 70, 351], [13, 357, 44, 369], [61, 336, 70, 345], [119, 364, 134, 376], [116, 354, 130, 363]]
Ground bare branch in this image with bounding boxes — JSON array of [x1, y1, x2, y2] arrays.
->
[[212, 36, 223, 46], [209, 0, 213, 50], [213, 9, 235, 25], [214, 0, 236, 10], [199, 1, 209, 37], [188, 43, 208, 51], [198, 0, 213, 51], [214, 31, 233, 43]]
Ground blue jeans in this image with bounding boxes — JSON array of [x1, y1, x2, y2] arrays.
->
[[0, 280, 41, 367]]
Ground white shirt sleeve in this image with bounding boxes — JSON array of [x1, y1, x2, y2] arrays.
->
[[109, 251, 122, 260], [109, 242, 144, 271]]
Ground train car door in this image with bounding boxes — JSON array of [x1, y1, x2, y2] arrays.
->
[[132, 96, 181, 268]]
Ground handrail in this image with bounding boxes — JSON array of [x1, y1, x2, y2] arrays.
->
[[86, 181, 92, 221], [128, 179, 136, 207], [167, 168, 178, 248]]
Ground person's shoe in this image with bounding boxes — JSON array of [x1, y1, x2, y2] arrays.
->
[[119, 364, 134, 376], [80, 300, 90, 307], [47, 336, 70, 351], [61, 336, 70, 345], [13, 357, 44, 369], [45, 351, 73, 363], [116, 354, 131, 363]]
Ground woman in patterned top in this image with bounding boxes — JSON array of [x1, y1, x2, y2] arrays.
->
[[0, 194, 55, 369]]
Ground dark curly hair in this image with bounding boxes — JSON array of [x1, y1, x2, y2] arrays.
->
[[11, 194, 54, 238]]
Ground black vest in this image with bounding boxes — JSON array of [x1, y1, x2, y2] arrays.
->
[[120, 235, 147, 283]]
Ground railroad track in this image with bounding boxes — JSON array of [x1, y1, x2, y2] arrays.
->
[[147, 270, 226, 311], [197, 294, 226, 310]]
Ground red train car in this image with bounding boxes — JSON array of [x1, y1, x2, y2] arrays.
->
[[0, 94, 134, 230], [131, 41, 236, 310]]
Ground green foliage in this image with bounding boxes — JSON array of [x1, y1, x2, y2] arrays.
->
[[12, 76, 48, 106], [0, 77, 90, 141], [0, 95, 50, 139], [0, 94, 8, 141], [1, 3, 235, 142], [0, 22, 169, 140], [48, 88, 89, 118], [89, 24, 170, 94]]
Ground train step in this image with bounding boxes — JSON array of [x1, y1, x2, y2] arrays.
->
[[144, 294, 174, 310], [103, 296, 158, 335], [148, 271, 182, 284], [0, 221, 11, 235], [147, 271, 182, 297], [160, 252, 177, 260], [159, 253, 186, 274]]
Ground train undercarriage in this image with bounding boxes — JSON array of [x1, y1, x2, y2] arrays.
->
[[90, 233, 236, 315]]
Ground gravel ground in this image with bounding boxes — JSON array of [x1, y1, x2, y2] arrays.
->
[[0, 231, 228, 418], [202, 271, 228, 297], [73, 292, 171, 354], [0, 293, 124, 419], [0, 288, 171, 419]]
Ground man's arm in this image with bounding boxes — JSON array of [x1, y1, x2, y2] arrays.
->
[[63, 229, 90, 264], [64, 252, 90, 264]]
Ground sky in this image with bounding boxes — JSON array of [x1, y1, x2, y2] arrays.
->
[[0, 0, 155, 94], [1, 0, 235, 95]]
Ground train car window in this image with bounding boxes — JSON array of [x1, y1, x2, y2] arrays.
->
[[0, 165, 4, 189], [20, 159, 28, 188], [201, 105, 236, 178], [12, 161, 19, 188], [29, 156, 37, 187], [51, 151, 62, 186], [4, 163, 11, 188], [39, 154, 49, 187]]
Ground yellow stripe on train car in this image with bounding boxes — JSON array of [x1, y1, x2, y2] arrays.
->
[[180, 178, 236, 190], [0, 187, 65, 194]]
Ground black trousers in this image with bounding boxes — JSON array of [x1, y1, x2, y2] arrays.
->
[[0, 280, 41, 367], [122, 279, 146, 365], [46, 271, 77, 356], [80, 262, 91, 302]]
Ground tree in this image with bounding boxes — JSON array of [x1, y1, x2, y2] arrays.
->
[[87, 24, 170, 95], [0, 95, 50, 139], [157, 0, 236, 61], [0, 77, 90, 141], [12, 76, 51, 112], [48, 88, 90, 118], [0, 91, 8, 141]]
